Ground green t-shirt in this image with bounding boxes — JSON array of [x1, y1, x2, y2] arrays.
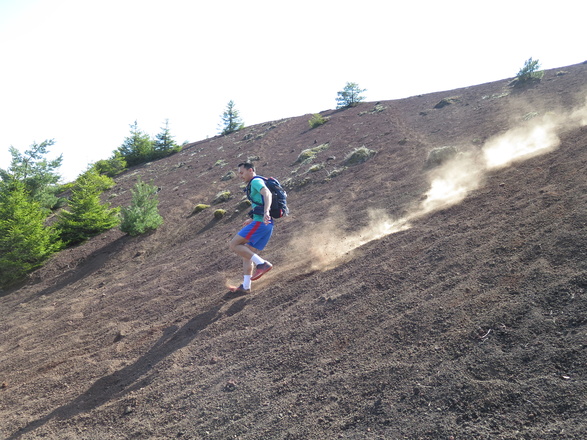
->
[[249, 177, 267, 222]]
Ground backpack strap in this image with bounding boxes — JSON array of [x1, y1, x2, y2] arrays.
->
[[246, 176, 266, 216], [245, 176, 264, 199]]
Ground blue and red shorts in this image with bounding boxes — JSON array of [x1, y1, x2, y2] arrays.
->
[[238, 221, 274, 251]]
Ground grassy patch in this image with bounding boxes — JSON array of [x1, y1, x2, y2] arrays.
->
[[308, 163, 325, 173], [434, 96, 461, 109], [295, 143, 330, 164], [214, 209, 227, 219], [359, 103, 387, 115], [192, 204, 210, 214], [221, 170, 236, 181], [327, 167, 347, 179], [425, 146, 458, 168], [309, 113, 329, 129], [212, 190, 231, 204], [344, 146, 376, 166]]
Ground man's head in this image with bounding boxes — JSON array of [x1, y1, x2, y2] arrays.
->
[[237, 162, 256, 183]]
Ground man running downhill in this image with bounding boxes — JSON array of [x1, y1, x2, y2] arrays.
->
[[228, 162, 274, 293]]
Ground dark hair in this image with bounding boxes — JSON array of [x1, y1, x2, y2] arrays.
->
[[238, 162, 255, 171]]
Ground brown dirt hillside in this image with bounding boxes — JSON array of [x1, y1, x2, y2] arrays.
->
[[1, 62, 587, 440]]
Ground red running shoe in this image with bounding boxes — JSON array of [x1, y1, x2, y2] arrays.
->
[[251, 262, 273, 281]]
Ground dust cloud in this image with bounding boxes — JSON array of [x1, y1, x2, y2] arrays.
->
[[482, 117, 561, 169], [288, 209, 412, 272], [290, 99, 587, 272]]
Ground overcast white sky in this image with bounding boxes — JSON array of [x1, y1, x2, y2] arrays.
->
[[0, 0, 584, 181]]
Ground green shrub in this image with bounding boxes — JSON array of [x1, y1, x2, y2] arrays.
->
[[327, 167, 346, 179], [0, 183, 62, 287], [56, 170, 120, 246], [515, 57, 544, 84], [344, 146, 376, 166], [281, 177, 294, 188], [92, 154, 127, 177], [236, 198, 252, 210], [434, 96, 461, 109], [359, 103, 387, 115], [309, 113, 329, 129], [212, 190, 231, 204], [192, 204, 210, 214], [426, 146, 458, 168], [221, 171, 236, 181], [119, 179, 163, 236], [214, 209, 227, 219], [299, 177, 312, 187], [308, 163, 324, 173], [295, 143, 330, 164]]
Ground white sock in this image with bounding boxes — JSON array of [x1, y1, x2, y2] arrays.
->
[[243, 275, 252, 290], [251, 254, 265, 266]]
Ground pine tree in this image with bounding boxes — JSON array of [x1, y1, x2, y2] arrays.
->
[[336, 82, 367, 108], [116, 121, 154, 167], [56, 170, 120, 246], [153, 119, 181, 159], [0, 139, 64, 210], [515, 57, 544, 84], [91, 151, 127, 177], [0, 183, 62, 287], [120, 179, 163, 236], [219, 100, 244, 135]]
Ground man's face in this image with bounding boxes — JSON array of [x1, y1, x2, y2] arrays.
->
[[238, 166, 254, 183]]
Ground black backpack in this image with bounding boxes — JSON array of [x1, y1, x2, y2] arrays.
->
[[246, 176, 289, 218]]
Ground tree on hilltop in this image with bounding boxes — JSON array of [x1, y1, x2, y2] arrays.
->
[[219, 100, 244, 135], [114, 120, 181, 168], [153, 119, 181, 158], [116, 121, 154, 167], [336, 82, 366, 108], [515, 57, 544, 85]]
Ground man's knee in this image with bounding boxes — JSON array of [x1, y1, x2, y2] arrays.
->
[[229, 235, 244, 252]]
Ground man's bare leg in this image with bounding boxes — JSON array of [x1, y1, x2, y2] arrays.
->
[[229, 235, 259, 291]]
